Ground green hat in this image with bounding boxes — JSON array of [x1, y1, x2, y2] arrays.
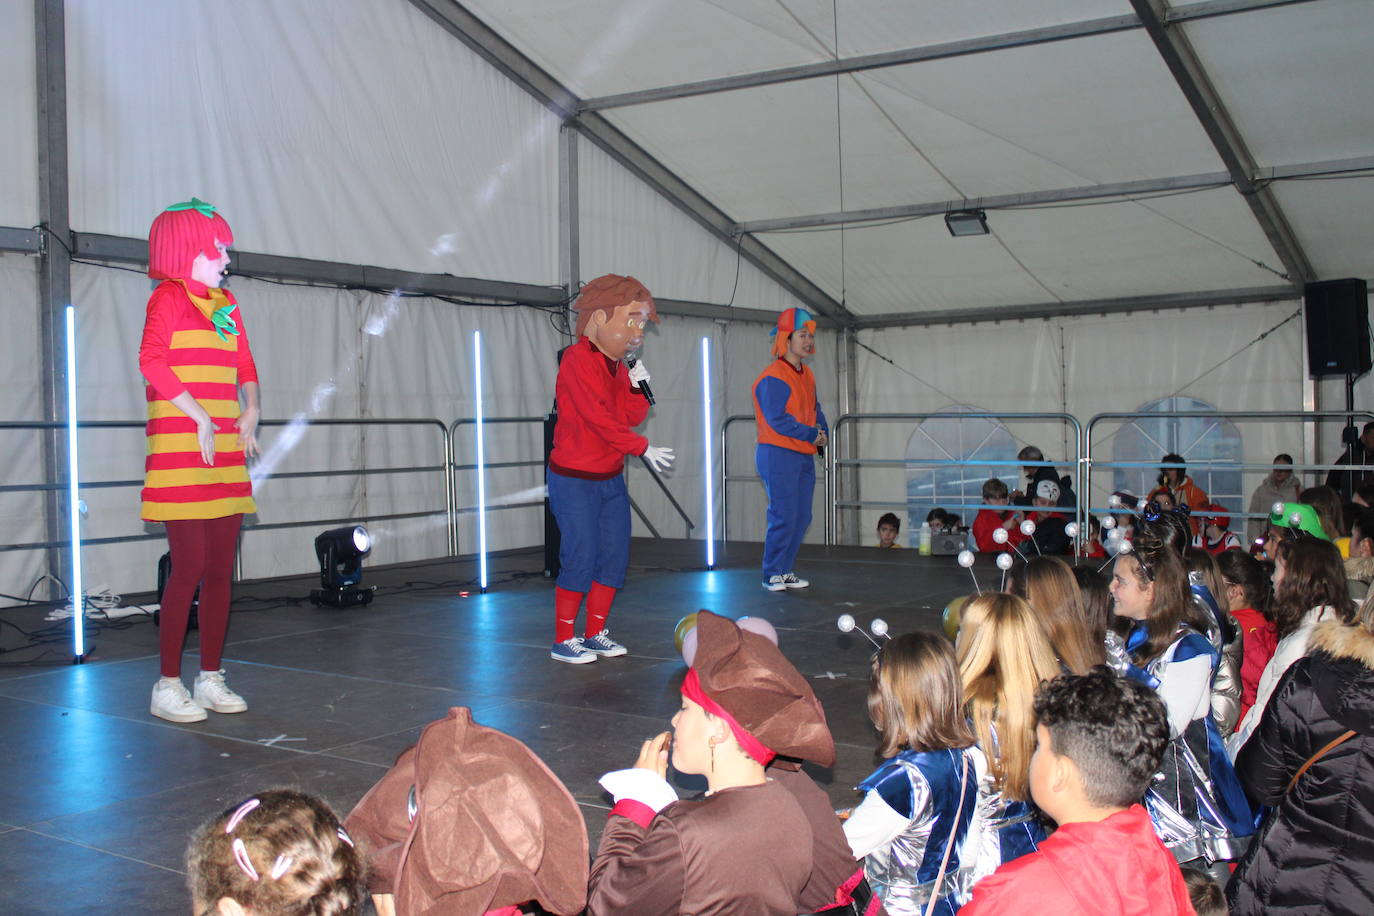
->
[[1268, 502, 1329, 541]]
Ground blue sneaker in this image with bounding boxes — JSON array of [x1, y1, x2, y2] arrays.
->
[[583, 630, 628, 657], [551, 637, 597, 664]]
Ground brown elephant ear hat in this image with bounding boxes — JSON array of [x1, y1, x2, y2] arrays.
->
[[682, 610, 836, 767], [344, 707, 588, 915]]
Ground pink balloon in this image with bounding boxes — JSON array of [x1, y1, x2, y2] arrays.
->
[[736, 615, 779, 646], [681, 626, 699, 667]]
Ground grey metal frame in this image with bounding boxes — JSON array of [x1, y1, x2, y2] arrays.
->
[[0, 418, 452, 580], [719, 414, 834, 550], [827, 412, 1084, 547]]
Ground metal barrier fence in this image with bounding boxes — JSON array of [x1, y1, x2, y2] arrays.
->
[[720, 414, 833, 549], [1083, 409, 1374, 532], [828, 412, 1083, 547]]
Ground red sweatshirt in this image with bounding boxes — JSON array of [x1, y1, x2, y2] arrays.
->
[[961, 805, 1192, 915], [550, 338, 650, 479], [1230, 606, 1278, 723], [972, 508, 1027, 553]]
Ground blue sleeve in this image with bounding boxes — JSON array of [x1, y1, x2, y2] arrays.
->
[[816, 400, 828, 434], [756, 376, 818, 442], [858, 761, 915, 819]]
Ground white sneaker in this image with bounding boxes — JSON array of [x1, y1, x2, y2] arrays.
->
[[151, 677, 207, 723], [781, 572, 809, 589], [763, 575, 787, 592], [193, 669, 248, 713]]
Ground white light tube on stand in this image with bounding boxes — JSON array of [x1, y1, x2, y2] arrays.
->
[[702, 336, 714, 569], [66, 305, 86, 661], [474, 330, 488, 592]]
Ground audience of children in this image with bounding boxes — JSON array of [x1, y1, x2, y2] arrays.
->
[[1026, 480, 1071, 555], [971, 478, 1026, 553], [959, 669, 1193, 915], [187, 789, 365, 916], [1194, 504, 1243, 554], [845, 630, 982, 915], [1010, 556, 1106, 675], [956, 594, 1057, 886], [1226, 591, 1374, 916], [1111, 517, 1254, 881], [1214, 550, 1278, 725], [1229, 536, 1353, 756], [877, 511, 903, 548]]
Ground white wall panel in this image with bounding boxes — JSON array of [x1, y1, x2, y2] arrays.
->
[[66, 0, 559, 284], [0, 254, 43, 605], [0, 0, 37, 227]]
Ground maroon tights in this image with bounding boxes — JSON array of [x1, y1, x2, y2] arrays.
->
[[159, 514, 242, 678]]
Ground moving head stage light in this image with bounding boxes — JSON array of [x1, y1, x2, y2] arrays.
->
[[310, 525, 374, 608]]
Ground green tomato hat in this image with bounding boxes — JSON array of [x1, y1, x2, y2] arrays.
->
[[1268, 502, 1329, 541]]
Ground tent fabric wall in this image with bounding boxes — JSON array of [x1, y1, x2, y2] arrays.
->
[[1, 0, 37, 228], [0, 254, 44, 603], [849, 300, 1306, 545], [64, 0, 560, 284]]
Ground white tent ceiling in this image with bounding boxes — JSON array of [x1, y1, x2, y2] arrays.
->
[[458, 0, 1374, 319]]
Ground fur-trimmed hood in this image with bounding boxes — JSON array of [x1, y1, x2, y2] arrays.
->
[[1309, 621, 1374, 736]]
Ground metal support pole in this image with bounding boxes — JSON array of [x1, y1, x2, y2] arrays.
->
[[835, 328, 860, 545], [35, 0, 72, 601], [558, 122, 579, 324]]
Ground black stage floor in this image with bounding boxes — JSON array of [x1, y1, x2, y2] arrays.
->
[[0, 538, 984, 914]]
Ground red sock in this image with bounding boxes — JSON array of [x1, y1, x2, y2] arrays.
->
[[585, 582, 617, 638], [555, 587, 583, 643]]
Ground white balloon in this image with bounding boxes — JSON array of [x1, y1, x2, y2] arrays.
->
[[957, 550, 976, 568], [837, 613, 856, 633], [1064, 522, 1080, 539], [996, 552, 1014, 570], [992, 527, 1009, 545], [1106, 526, 1124, 542], [870, 618, 889, 638], [1101, 515, 1117, 530], [1107, 493, 1123, 508], [1020, 519, 1037, 536]]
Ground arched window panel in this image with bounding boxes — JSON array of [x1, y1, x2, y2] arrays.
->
[[1111, 396, 1243, 512], [904, 406, 1018, 543]]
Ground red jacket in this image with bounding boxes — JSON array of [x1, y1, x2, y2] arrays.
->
[[1230, 606, 1278, 723], [550, 338, 650, 478], [960, 805, 1191, 916], [972, 508, 1026, 553]]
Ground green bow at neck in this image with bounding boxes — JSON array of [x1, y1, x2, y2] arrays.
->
[[211, 304, 239, 341], [165, 197, 218, 218]]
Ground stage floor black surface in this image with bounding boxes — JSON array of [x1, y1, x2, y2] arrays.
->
[[0, 538, 983, 914]]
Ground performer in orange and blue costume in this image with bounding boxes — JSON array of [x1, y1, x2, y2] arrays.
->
[[753, 308, 827, 592]]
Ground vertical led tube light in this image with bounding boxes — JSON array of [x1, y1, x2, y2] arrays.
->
[[65, 305, 85, 660], [701, 336, 715, 569], [473, 330, 488, 592]]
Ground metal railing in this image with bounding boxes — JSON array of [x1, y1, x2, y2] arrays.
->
[[1083, 409, 1374, 530], [0, 417, 451, 580], [448, 416, 546, 556], [720, 414, 834, 549], [828, 412, 1083, 546]]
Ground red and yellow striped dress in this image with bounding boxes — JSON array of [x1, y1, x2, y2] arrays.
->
[[139, 279, 258, 521]]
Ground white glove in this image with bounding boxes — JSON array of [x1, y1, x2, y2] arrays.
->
[[628, 360, 651, 387], [643, 444, 675, 472]]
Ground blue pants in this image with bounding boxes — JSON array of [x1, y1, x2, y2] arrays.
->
[[548, 469, 630, 592], [756, 443, 815, 579]]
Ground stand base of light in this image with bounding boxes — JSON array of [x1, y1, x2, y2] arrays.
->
[[310, 587, 374, 608]]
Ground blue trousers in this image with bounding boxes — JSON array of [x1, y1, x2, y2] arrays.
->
[[548, 469, 630, 592], [756, 443, 815, 579]]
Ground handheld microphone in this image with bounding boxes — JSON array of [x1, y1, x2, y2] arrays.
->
[[625, 356, 655, 405]]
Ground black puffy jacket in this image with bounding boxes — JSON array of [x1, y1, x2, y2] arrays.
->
[[1226, 620, 1374, 916]]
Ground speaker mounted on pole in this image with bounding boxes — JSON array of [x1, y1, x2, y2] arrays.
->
[[1305, 278, 1371, 378]]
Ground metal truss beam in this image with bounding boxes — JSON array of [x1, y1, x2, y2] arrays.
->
[[1130, 0, 1313, 287], [578, 0, 1319, 112], [407, 0, 852, 325], [853, 285, 1296, 329]]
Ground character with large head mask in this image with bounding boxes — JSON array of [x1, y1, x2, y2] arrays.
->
[[548, 274, 674, 664], [752, 307, 828, 591], [139, 198, 260, 724]]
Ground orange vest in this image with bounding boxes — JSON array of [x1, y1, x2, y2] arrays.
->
[[753, 359, 818, 454]]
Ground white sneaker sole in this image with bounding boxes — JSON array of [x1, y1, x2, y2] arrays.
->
[[584, 645, 628, 658], [151, 703, 207, 723], [782, 581, 809, 589], [763, 582, 787, 592], [551, 650, 597, 664], [193, 692, 248, 714]]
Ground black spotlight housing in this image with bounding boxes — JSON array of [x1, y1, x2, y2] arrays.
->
[[944, 208, 990, 237], [310, 525, 374, 608]]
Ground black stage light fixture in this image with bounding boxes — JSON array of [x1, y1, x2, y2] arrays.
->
[[944, 208, 990, 237], [310, 525, 374, 607]]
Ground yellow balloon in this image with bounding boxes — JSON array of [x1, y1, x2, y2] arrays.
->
[[673, 613, 699, 653], [942, 595, 972, 641]]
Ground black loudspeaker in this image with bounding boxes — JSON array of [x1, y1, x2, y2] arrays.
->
[[1305, 278, 1371, 377]]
